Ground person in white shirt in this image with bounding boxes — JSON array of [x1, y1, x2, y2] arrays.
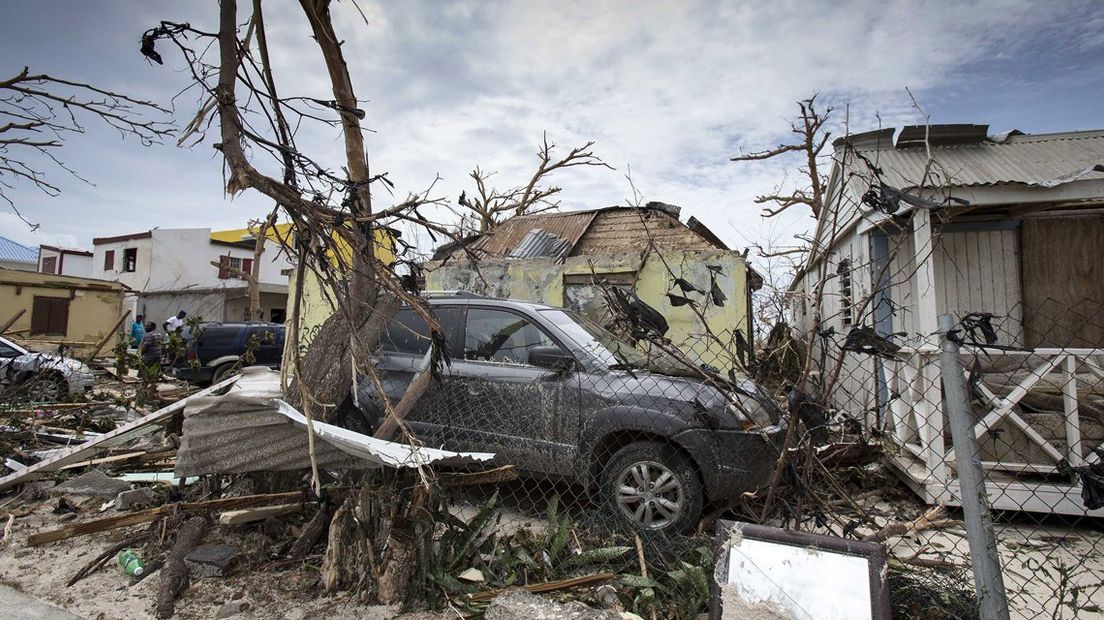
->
[[164, 310, 187, 333]]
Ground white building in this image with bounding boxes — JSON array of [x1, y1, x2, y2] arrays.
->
[[37, 245, 93, 278], [91, 227, 293, 324], [789, 125, 1104, 517]]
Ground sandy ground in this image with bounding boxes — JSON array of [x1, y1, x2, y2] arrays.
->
[[0, 497, 457, 620]]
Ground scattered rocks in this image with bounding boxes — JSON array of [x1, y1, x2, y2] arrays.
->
[[115, 487, 156, 511], [214, 600, 250, 618], [185, 544, 240, 578], [283, 608, 306, 620], [50, 471, 130, 499], [484, 590, 621, 620]]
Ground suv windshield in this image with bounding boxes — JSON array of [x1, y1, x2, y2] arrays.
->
[[539, 308, 647, 369]]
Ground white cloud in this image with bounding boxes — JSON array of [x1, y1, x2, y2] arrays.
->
[[0, 212, 81, 250], [0, 0, 1100, 260]]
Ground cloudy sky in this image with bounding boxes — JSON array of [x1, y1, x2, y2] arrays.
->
[[1, 0, 1101, 261]]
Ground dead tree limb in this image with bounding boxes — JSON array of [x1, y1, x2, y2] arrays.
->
[[156, 516, 208, 619]]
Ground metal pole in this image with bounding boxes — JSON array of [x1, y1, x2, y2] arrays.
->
[[938, 313, 1010, 620]]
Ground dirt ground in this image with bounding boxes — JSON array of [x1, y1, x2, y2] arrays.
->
[[0, 496, 457, 620]]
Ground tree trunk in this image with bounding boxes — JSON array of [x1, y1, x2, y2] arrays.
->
[[156, 516, 208, 619]]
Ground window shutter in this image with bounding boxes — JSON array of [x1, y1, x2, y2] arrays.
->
[[104, 250, 115, 271], [31, 297, 70, 336], [241, 258, 254, 280], [218, 255, 230, 279]]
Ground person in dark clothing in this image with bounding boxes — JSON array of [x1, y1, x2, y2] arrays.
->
[[140, 322, 165, 367]]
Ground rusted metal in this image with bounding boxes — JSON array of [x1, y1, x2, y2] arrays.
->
[[470, 209, 599, 259]]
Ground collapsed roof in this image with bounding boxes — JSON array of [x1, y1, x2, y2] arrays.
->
[[432, 203, 729, 262]]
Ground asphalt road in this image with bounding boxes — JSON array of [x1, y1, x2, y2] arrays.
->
[[0, 585, 82, 619]]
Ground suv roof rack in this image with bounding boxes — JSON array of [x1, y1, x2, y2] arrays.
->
[[421, 290, 486, 299]]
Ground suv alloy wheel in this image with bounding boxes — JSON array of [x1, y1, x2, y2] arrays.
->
[[602, 441, 703, 532]]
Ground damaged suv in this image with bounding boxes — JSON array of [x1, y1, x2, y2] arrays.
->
[[356, 294, 784, 532]]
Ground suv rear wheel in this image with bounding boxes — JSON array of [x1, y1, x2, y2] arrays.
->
[[601, 441, 702, 533], [211, 362, 238, 384]]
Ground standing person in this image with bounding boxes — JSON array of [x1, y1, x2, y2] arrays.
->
[[139, 322, 164, 367], [164, 310, 187, 333], [130, 314, 145, 348]]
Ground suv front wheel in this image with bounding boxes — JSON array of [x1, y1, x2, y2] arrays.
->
[[601, 441, 702, 533]]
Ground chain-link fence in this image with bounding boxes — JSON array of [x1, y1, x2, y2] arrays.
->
[[803, 298, 1104, 619]]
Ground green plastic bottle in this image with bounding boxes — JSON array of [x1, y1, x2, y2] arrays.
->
[[117, 549, 145, 577]]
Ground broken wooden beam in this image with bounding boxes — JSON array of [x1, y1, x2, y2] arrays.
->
[[0, 309, 25, 335], [439, 464, 518, 488], [218, 503, 303, 526], [468, 572, 617, 603], [26, 491, 307, 546], [58, 451, 147, 471], [0, 374, 240, 492]]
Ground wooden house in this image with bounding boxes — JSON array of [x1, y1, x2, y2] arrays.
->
[[790, 125, 1104, 516]]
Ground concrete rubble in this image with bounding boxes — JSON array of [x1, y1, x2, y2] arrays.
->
[[48, 470, 129, 499], [484, 590, 624, 620]]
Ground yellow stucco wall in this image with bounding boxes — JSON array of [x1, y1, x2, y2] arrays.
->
[[284, 229, 397, 364], [424, 249, 751, 371], [0, 268, 125, 352]]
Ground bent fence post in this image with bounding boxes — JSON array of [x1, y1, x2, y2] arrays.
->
[[938, 313, 1010, 620]]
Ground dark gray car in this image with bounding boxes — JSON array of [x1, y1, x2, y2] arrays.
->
[[356, 294, 784, 532]]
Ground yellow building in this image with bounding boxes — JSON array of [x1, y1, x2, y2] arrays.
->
[[425, 204, 761, 371]]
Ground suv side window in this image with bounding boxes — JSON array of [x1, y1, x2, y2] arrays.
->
[[196, 326, 238, 350], [464, 308, 553, 365], [383, 306, 460, 356], [247, 325, 281, 345]]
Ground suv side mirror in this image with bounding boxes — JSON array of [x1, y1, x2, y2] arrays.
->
[[529, 345, 574, 372]]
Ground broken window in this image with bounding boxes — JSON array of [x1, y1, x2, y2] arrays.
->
[[123, 248, 138, 273], [382, 306, 460, 356], [103, 250, 115, 271], [838, 258, 853, 326], [563, 271, 636, 326], [464, 307, 554, 365], [218, 255, 253, 280]]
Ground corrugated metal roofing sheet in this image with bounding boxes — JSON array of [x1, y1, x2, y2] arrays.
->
[[469, 209, 600, 259], [856, 130, 1104, 190], [0, 235, 38, 264]]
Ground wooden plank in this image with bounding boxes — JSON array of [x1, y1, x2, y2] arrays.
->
[[1021, 215, 1104, 348], [58, 451, 146, 471], [911, 209, 940, 343], [1062, 355, 1084, 466], [0, 309, 25, 335], [83, 310, 130, 362], [0, 375, 240, 492], [26, 491, 307, 546], [468, 572, 617, 603], [973, 354, 1063, 434], [218, 503, 302, 526]]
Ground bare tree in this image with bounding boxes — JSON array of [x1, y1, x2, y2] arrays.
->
[[456, 133, 611, 233], [0, 67, 172, 226], [141, 0, 482, 605], [731, 95, 831, 219]]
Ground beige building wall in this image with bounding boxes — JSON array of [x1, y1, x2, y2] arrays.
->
[[0, 268, 125, 353]]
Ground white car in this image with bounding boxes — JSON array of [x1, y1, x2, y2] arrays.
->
[[0, 335, 95, 401]]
